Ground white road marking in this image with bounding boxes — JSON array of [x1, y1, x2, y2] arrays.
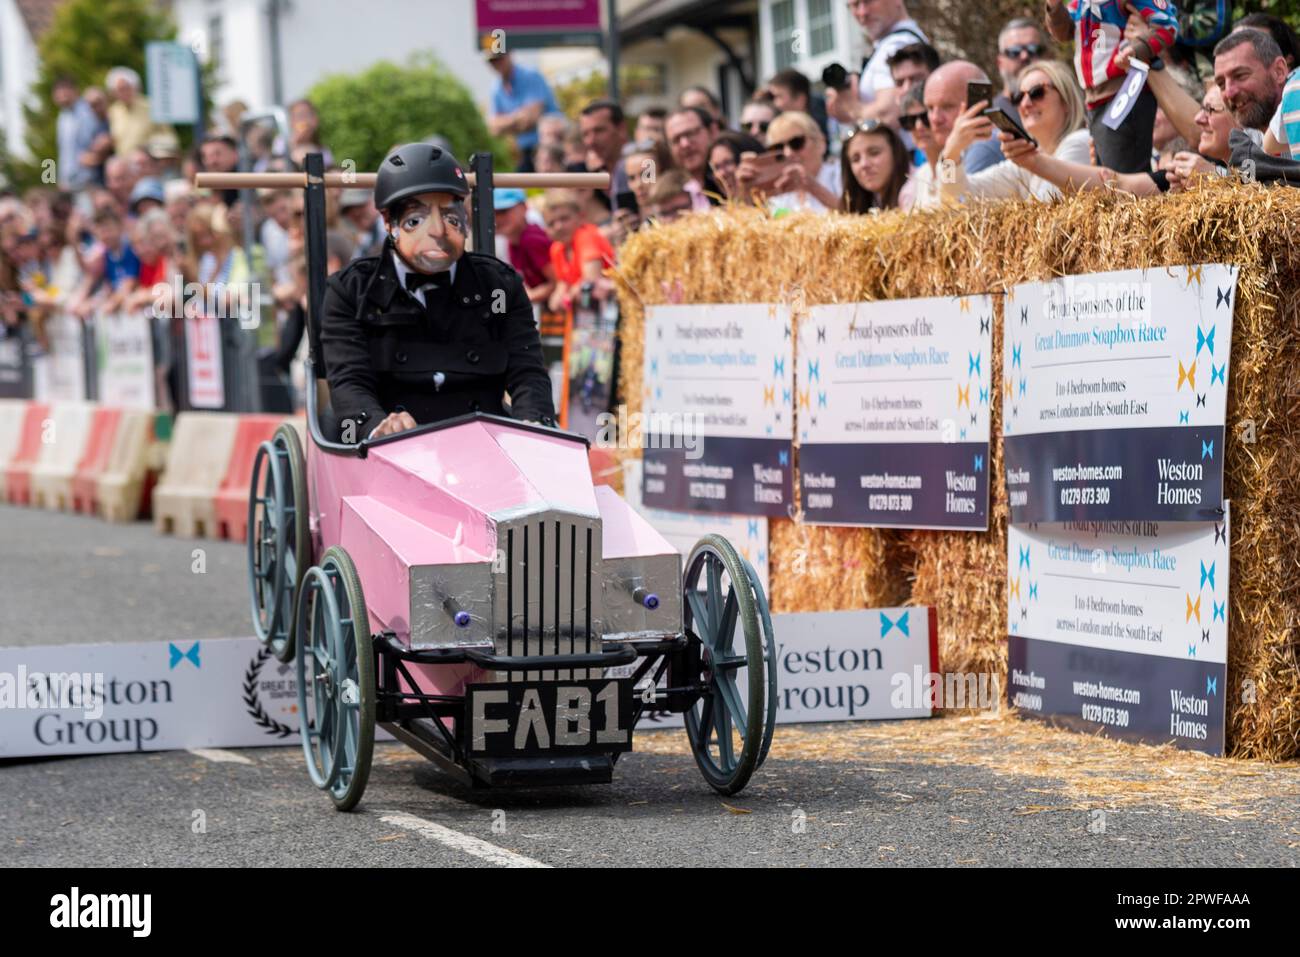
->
[[378, 811, 550, 868], [188, 748, 255, 765]]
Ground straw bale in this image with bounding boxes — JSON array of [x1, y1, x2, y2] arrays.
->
[[614, 183, 1300, 759]]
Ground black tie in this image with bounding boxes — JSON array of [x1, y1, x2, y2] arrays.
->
[[404, 271, 451, 295]]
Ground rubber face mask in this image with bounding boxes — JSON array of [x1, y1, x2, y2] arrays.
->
[[390, 194, 467, 273]]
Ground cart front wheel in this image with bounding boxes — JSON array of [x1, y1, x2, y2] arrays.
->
[[682, 534, 768, 795], [295, 546, 375, 811]]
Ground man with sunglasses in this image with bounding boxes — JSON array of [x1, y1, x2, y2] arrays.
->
[[740, 97, 777, 140], [996, 18, 1049, 105]]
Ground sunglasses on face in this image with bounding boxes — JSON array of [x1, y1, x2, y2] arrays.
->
[[744, 120, 771, 134], [1002, 43, 1045, 60], [1010, 84, 1051, 107], [899, 112, 930, 131], [767, 135, 808, 155]]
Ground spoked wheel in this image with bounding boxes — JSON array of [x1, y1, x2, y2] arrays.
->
[[295, 546, 375, 812], [248, 425, 309, 662], [740, 552, 778, 768], [682, 534, 770, 795]]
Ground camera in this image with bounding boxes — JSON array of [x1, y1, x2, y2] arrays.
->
[[821, 62, 851, 91]]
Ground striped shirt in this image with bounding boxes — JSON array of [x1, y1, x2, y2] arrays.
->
[[1069, 1, 1178, 95], [1268, 67, 1300, 159]]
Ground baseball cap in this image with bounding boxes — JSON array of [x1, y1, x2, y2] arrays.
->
[[493, 188, 526, 211], [129, 178, 165, 210]]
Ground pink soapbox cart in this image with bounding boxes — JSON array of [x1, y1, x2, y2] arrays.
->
[[222, 155, 777, 811]]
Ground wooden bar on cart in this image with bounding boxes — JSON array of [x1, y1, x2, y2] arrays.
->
[[195, 171, 611, 190]]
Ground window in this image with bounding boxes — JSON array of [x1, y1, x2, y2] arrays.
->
[[207, 14, 224, 71], [771, 0, 797, 71], [807, 0, 835, 56]]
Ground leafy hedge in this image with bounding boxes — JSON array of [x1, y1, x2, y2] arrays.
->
[[307, 55, 512, 174]]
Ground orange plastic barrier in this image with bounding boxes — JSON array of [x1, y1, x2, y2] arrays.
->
[[0, 400, 30, 501], [212, 414, 286, 542], [4, 402, 51, 505], [70, 408, 123, 514]]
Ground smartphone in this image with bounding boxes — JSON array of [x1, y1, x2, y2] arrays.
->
[[983, 106, 1038, 147], [966, 81, 993, 109], [747, 151, 790, 188]]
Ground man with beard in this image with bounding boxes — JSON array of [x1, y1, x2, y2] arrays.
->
[[1211, 29, 1288, 137], [321, 143, 555, 439]]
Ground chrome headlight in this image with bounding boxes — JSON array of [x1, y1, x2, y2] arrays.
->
[[409, 561, 495, 649]]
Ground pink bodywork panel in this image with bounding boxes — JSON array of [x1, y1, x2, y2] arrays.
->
[[306, 419, 673, 699]]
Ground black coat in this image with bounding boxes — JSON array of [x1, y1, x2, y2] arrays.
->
[[320, 246, 556, 437]]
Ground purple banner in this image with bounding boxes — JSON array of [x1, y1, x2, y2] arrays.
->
[[643, 436, 793, 517], [476, 0, 602, 32], [800, 441, 989, 529], [1009, 634, 1225, 756], [1004, 424, 1225, 524]]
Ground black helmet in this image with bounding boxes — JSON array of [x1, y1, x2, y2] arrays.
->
[[373, 142, 469, 212]]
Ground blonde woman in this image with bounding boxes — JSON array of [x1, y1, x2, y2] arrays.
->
[[737, 110, 842, 213], [938, 60, 1091, 202], [183, 200, 251, 318]]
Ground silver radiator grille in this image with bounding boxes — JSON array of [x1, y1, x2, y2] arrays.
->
[[493, 511, 603, 682]]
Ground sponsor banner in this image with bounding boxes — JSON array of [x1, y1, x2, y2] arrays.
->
[[96, 312, 156, 409], [643, 437, 791, 516], [31, 313, 88, 402], [1008, 635, 1226, 754], [184, 315, 225, 409], [1006, 425, 1224, 522], [622, 457, 769, 594], [634, 608, 940, 729], [642, 303, 794, 516], [798, 296, 993, 529], [1004, 264, 1236, 522], [0, 637, 306, 758], [1007, 508, 1229, 754]]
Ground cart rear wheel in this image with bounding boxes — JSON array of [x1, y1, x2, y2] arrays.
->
[[682, 535, 767, 795], [295, 546, 375, 812], [739, 553, 778, 768], [248, 425, 308, 662]]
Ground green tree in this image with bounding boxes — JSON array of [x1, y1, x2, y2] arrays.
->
[[307, 55, 512, 174], [1234, 1, 1300, 28], [22, 0, 199, 185]]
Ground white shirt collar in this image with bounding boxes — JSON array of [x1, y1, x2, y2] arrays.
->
[[391, 250, 456, 307]]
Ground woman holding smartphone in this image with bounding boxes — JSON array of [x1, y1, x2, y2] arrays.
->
[[936, 60, 1091, 203], [736, 111, 842, 214]]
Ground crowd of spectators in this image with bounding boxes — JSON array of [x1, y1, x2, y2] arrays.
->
[[8, 3, 1300, 408], [482, 1, 1300, 317]]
